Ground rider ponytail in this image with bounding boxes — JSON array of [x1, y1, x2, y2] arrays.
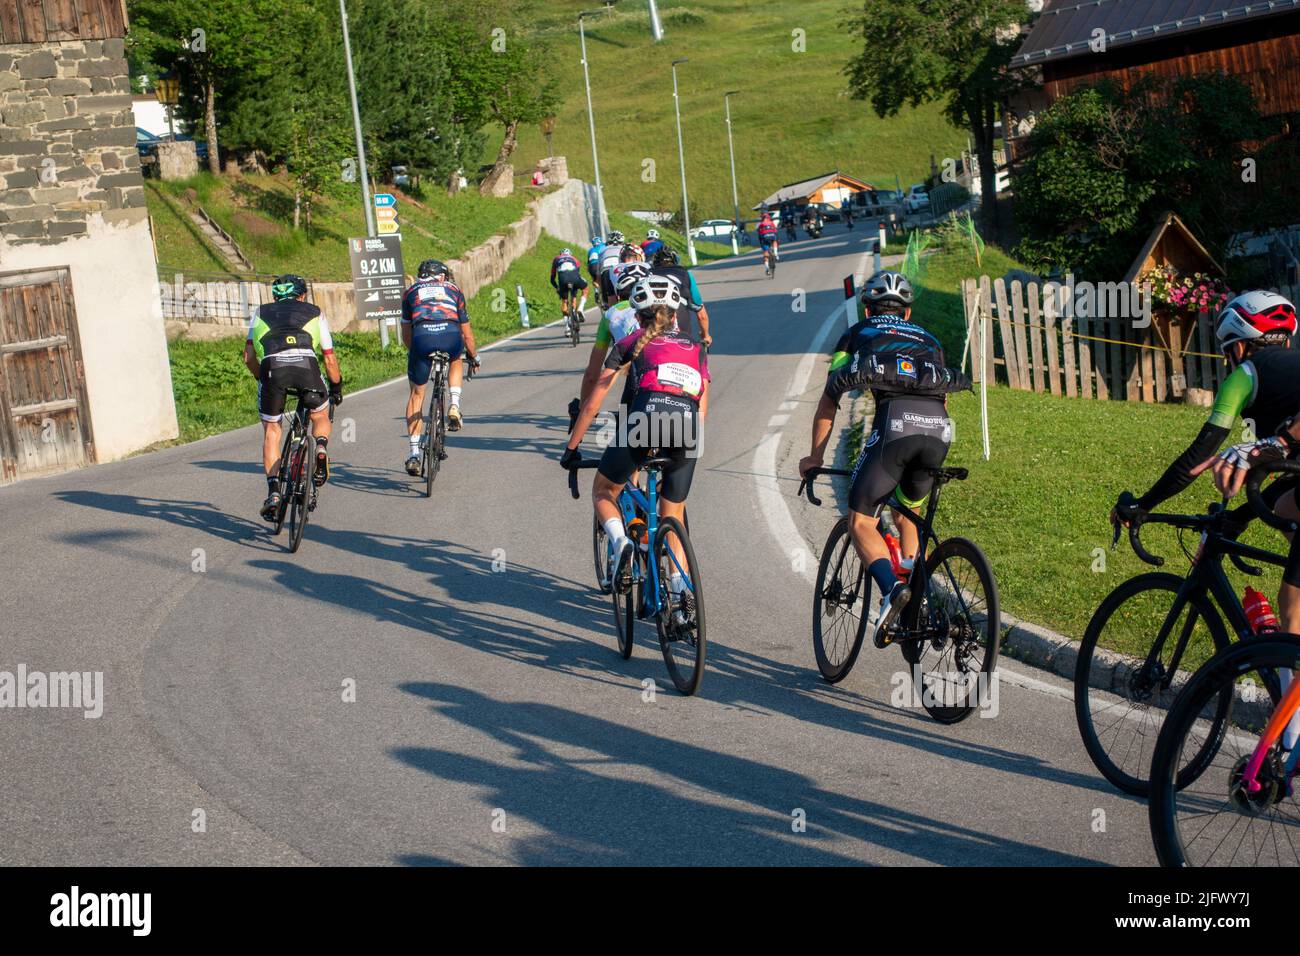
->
[[631, 306, 675, 361]]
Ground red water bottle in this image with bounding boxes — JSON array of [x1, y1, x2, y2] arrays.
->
[[884, 533, 908, 580], [1244, 587, 1280, 634]]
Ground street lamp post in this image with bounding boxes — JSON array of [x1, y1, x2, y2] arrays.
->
[[647, 0, 665, 41], [671, 58, 696, 265], [724, 90, 741, 256], [578, 11, 608, 234], [338, 0, 375, 240]]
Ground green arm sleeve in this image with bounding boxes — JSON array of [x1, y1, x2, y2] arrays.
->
[[1207, 364, 1257, 429], [594, 314, 613, 349]]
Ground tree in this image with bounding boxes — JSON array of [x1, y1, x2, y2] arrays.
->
[[843, 0, 1030, 235], [432, 2, 558, 195], [128, 0, 286, 174]]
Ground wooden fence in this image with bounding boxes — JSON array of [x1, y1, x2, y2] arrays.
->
[[961, 276, 1231, 402]]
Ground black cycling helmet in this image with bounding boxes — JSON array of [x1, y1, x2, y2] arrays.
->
[[418, 258, 451, 281], [271, 274, 308, 300], [861, 270, 914, 308], [653, 246, 680, 266], [615, 263, 651, 296]]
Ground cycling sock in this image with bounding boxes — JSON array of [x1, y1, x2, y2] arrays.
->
[[1284, 669, 1300, 751], [409, 434, 420, 455], [603, 517, 626, 547], [315, 437, 328, 451], [869, 558, 897, 595], [266, 475, 277, 493], [449, 386, 462, 409]]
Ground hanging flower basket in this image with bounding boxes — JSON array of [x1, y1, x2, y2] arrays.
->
[[1139, 264, 1232, 316]]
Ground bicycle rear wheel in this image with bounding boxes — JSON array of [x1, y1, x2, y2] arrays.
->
[[910, 536, 1000, 724], [1074, 572, 1231, 797], [424, 384, 444, 498], [568, 309, 580, 347], [1150, 637, 1298, 866], [811, 517, 871, 683], [654, 516, 705, 695], [612, 550, 637, 660], [287, 439, 311, 553]]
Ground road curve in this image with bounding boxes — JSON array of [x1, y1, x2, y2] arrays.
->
[[0, 224, 1153, 866]]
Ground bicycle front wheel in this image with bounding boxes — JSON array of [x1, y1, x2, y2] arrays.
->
[[612, 550, 637, 660], [1150, 636, 1299, 866], [287, 443, 311, 553], [592, 511, 612, 595], [1075, 572, 1230, 797], [654, 516, 706, 695], [910, 537, 1000, 724], [811, 517, 871, 683], [424, 387, 444, 498]]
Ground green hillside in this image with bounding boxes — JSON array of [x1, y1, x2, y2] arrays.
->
[[507, 0, 967, 220]]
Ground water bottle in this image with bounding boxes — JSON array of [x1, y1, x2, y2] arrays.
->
[[884, 533, 910, 580], [1244, 586, 1280, 634]]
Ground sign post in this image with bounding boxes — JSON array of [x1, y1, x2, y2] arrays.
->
[[348, 236, 405, 348]]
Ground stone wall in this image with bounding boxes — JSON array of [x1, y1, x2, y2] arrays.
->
[[0, 38, 144, 244]]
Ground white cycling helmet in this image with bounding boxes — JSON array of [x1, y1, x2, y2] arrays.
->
[[647, 229, 660, 240], [629, 275, 682, 313], [861, 270, 914, 307], [615, 262, 651, 296], [561, 248, 572, 257], [1215, 291, 1297, 348], [608, 230, 625, 244]]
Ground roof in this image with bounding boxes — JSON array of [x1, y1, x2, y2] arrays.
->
[[755, 170, 873, 209], [1011, 0, 1300, 68], [1123, 211, 1225, 283]]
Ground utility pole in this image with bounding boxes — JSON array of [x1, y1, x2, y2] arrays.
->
[[578, 11, 609, 233], [724, 90, 741, 256], [647, 0, 664, 41], [339, 0, 375, 239], [672, 58, 695, 265]]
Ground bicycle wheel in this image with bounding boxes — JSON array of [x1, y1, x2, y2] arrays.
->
[[1150, 637, 1299, 866], [424, 384, 444, 498], [812, 517, 872, 683], [1074, 572, 1231, 797], [611, 549, 637, 660], [908, 537, 1001, 724], [654, 516, 706, 695], [592, 511, 612, 595], [287, 440, 311, 553], [270, 424, 296, 535], [568, 309, 580, 347]]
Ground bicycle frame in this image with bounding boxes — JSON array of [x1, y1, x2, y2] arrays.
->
[[618, 467, 696, 619]]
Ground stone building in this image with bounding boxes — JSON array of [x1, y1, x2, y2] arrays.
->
[[0, 0, 177, 481]]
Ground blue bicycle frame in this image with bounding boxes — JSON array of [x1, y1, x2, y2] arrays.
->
[[617, 467, 695, 619]]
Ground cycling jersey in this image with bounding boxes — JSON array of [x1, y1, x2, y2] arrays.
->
[[650, 264, 704, 341], [598, 244, 623, 276], [551, 253, 582, 286], [1140, 346, 1300, 510], [247, 299, 333, 363], [605, 329, 710, 401], [826, 315, 967, 405], [641, 238, 665, 258], [402, 278, 469, 386], [595, 300, 640, 349], [757, 220, 777, 238], [586, 243, 605, 278]]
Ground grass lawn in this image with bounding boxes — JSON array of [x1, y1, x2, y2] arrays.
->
[[150, 172, 530, 281], [145, 181, 230, 275], [506, 0, 967, 222]]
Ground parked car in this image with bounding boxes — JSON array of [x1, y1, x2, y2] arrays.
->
[[135, 127, 161, 161], [391, 165, 410, 188], [694, 219, 737, 240], [809, 201, 840, 222], [907, 184, 931, 213]]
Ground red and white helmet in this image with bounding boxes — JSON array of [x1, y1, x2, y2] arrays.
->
[[1215, 291, 1297, 348]]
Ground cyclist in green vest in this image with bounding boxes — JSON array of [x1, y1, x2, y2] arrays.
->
[[243, 274, 343, 520]]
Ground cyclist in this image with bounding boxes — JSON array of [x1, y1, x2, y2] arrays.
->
[[798, 271, 970, 636], [551, 247, 589, 324], [401, 259, 480, 476], [586, 235, 605, 283], [243, 274, 343, 520], [651, 246, 711, 346], [1115, 291, 1300, 630], [641, 228, 665, 259], [600, 242, 645, 308], [783, 202, 798, 241], [562, 275, 710, 605], [757, 212, 779, 273], [842, 197, 855, 230], [570, 262, 652, 429]]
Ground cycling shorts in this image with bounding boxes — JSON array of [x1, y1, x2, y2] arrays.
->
[[258, 356, 328, 423], [556, 273, 588, 298], [849, 397, 952, 516], [758, 232, 777, 249], [408, 325, 465, 385], [597, 392, 701, 503]]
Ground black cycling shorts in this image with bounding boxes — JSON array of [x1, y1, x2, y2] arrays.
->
[[849, 397, 951, 516], [556, 274, 588, 298], [258, 357, 328, 422], [597, 392, 702, 503]]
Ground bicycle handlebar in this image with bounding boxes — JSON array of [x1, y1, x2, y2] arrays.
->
[[797, 466, 851, 507], [1246, 459, 1300, 533], [565, 459, 600, 499]]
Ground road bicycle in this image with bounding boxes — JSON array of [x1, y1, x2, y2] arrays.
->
[[568, 456, 707, 695], [800, 465, 1000, 723], [1148, 460, 1300, 865], [269, 390, 332, 553], [563, 298, 584, 348], [1075, 493, 1287, 796], [413, 351, 478, 498], [762, 241, 777, 279]]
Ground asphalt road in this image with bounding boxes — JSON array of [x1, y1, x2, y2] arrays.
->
[[0, 223, 1156, 865]]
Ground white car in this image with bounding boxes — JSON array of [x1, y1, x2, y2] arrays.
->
[[694, 219, 736, 239], [907, 185, 931, 213]]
